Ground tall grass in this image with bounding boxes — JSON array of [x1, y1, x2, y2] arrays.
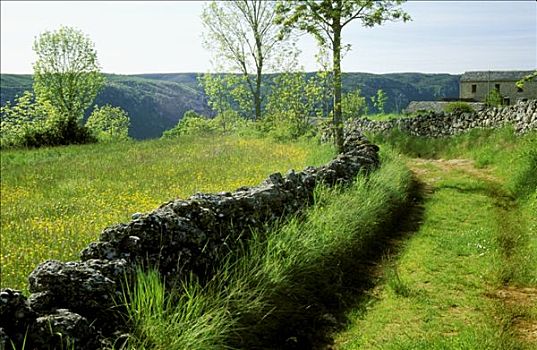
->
[[0, 135, 335, 291], [118, 149, 412, 349]]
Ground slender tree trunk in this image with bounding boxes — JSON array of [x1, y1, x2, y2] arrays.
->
[[255, 65, 262, 121], [332, 13, 344, 152], [254, 30, 263, 121]]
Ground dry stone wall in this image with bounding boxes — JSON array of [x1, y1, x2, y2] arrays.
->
[[1, 130, 380, 349], [352, 99, 537, 137]]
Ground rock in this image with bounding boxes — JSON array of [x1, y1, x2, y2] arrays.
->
[[32, 309, 100, 350], [0, 289, 36, 346]]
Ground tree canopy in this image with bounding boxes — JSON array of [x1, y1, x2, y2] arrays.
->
[[201, 0, 287, 121], [33, 26, 105, 123], [276, 0, 410, 150]]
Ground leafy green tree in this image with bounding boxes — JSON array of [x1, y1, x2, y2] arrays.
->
[[276, 0, 410, 151], [199, 74, 235, 117], [201, 1, 285, 121], [0, 91, 50, 147], [370, 88, 388, 114], [0, 90, 95, 148], [86, 105, 130, 142], [33, 26, 105, 125], [263, 46, 326, 139], [342, 88, 367, 119]]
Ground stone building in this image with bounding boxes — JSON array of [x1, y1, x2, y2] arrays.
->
[[460, 70, 537, 105]]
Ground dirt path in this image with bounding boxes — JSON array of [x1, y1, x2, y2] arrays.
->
[[410, 158, 537, 346], [332, 157, 537, 349]]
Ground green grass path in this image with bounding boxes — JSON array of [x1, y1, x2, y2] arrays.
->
[[333, 158, 537, 350]]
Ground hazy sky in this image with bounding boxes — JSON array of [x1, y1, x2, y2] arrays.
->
[[1, 1, 536, 75]]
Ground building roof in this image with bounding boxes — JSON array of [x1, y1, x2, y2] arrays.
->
[[461, 70, 536, 82]]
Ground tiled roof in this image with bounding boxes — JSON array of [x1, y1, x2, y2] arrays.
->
[[461, 70, 536, 82]]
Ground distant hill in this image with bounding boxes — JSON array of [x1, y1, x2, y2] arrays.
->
[[1, 72, 459, 139]]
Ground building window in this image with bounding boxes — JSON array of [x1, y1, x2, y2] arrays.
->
[[503, 97, 510, 105], [517, 86, 524, 93], [495, 84, 500, 91], [471, 84, 477, 93]]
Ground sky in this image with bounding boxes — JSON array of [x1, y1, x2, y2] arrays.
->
[[1, 1, 536, 75]]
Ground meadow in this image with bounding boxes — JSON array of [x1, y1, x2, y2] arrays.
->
[[0, 135, 335, 291]]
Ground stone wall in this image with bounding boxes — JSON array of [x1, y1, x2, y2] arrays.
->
[[403, 101, 485, 114], [353, 99, 536, 137], [0, 131, 380, 349]]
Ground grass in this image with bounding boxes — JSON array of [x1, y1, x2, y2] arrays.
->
[[364, 113, 412, 122], [0, 135, 335, 291], [116, 148, 413, 349], [334, 127, 537, 349]]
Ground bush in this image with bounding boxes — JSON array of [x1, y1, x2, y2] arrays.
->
[[162, 110, 218, 138], [18, 117, 96, 148], [1, 91, 96, 148], [485, 89, 504, 107], [444, 101, 474, 114], [86, 105, 130, 142]]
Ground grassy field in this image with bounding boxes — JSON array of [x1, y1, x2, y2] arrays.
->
[[0, 135, 335, 291], [334, 128, 537, 349], [118, 149, 413, 349]]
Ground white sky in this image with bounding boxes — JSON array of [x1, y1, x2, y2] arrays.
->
[[1, 1, 536, 75]]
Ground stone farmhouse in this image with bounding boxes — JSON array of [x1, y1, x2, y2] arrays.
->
[[460, 70, 537, 105]]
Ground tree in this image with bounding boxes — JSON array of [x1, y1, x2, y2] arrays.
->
[[0, 90, 95, 148], [201, 1, 284, 121], [276, 0, 410, 151], [86, 105, 130, 142], [33, 26, 105, 125], [0, 91, 50, 147], [264, 71, 325, 139], [371, 88, 387, 114], [342, 88, 368, 119]]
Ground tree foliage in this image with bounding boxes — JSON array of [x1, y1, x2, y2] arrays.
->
[[0, 91, 95, 148], [276, 0, 410, 151], [485, 88, 504, 107], [516, 71, 537, 89], [162, 110, 248, 138], [201, 1, 285, 121], [33, 26, 105, 123], [342, 88, 368, 119], [1, 91, 49, 147], [370, 88, 388, 114], [264, 71, 326, 139], [86, 105, 131, 142]]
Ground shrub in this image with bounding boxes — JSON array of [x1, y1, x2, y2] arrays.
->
[[162, 110, 218, 138], [1, 91, 96, 148], [86, 105, 131, 142], [444, 101, 474, 114], [19, 117, 96, 148], [485, 89, 504, 107]]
